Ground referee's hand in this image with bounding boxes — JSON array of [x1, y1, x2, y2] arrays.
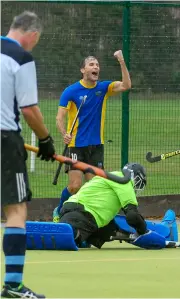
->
[[38, 135, 55, 161]]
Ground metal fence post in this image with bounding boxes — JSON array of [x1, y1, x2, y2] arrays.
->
[[121, 1, 130, 168]]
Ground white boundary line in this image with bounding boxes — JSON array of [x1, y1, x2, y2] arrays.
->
[[1, 256, 179, 265]]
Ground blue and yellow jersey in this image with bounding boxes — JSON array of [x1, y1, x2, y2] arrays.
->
[[59, 80, 116, 147]]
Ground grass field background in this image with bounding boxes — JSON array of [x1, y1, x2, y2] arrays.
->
[[1, 226, 180, 298], [21, 93, 180, 198]]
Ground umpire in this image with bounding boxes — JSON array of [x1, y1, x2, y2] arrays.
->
[[1, 11, 55, 298]]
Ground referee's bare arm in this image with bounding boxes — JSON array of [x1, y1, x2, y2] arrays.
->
[[112, 50, 131, 93], [22, 106, 49, 139], [16, 54, 49, 139]]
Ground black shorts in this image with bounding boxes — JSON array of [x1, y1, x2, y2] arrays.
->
[[59, 202, 98, 241], [1, 131, 32, 207], [65, 144, 104, 173]]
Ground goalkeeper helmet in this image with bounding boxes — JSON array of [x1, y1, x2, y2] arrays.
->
[[123, 162, 147, 192]]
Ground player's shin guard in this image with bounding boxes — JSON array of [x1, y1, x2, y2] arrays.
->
[[57, 187, 72, 214], [131, 230, 166, 249]]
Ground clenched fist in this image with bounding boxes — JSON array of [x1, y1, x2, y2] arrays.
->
[[63, 133, 73, 145], [114, 50, 124, 63]]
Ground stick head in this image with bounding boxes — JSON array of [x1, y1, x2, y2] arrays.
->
[[146, 152, 152, 161], [146, 152, 161, 163]]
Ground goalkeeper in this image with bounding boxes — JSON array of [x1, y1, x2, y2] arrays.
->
[[59, 162, 148, 248]]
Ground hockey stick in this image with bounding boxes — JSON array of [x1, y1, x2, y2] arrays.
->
[[52, 95, 87, 185], [24, 144, 132, 184], [146, 149, 180, 163]]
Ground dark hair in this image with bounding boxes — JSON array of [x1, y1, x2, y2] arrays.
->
[[10, 11, 42, 33], [80, 56, 98, 68]]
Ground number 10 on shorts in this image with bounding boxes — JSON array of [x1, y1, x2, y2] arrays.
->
[[71, 153, 77, 161]]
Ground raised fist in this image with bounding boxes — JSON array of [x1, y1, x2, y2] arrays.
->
[[114, 50, 124, 63]]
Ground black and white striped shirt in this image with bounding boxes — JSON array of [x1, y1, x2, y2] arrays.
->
[[0, 36, 38, 131]]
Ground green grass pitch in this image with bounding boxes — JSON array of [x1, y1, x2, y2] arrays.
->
[[21, 95, 180, 198], [1, 227, 180, 298]]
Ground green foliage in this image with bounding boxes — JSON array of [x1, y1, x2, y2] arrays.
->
[[130, 5, 180, 91], [1, 2, 180, 92]]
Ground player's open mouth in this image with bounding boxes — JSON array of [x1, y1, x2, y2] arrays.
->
[[92, 72, 98, 77]]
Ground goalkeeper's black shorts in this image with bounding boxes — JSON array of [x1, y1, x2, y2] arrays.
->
[[59, 202, 98, 241]]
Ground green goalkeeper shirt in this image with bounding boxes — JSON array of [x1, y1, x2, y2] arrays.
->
[[66, 171, 138, 228]]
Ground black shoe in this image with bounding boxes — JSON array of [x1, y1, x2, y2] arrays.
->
[[1, 284, 45, 298]]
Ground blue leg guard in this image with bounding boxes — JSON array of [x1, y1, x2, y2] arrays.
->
[[114, 209, 178, 241], [160, 209, 178, 241], [132, 230, 166, 249], [26, 221, 78, 251]]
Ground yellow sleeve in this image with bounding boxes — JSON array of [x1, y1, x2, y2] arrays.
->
[[59, 101, 72, 110], [107, 82, 118, 96]]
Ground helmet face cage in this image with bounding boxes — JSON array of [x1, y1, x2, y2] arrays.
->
[[123, 163, 147, 193], [134, 172, 146, 192]]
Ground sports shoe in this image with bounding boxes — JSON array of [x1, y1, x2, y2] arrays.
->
[[1, 284, 45, 298], [53, 206, 60, 223]]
